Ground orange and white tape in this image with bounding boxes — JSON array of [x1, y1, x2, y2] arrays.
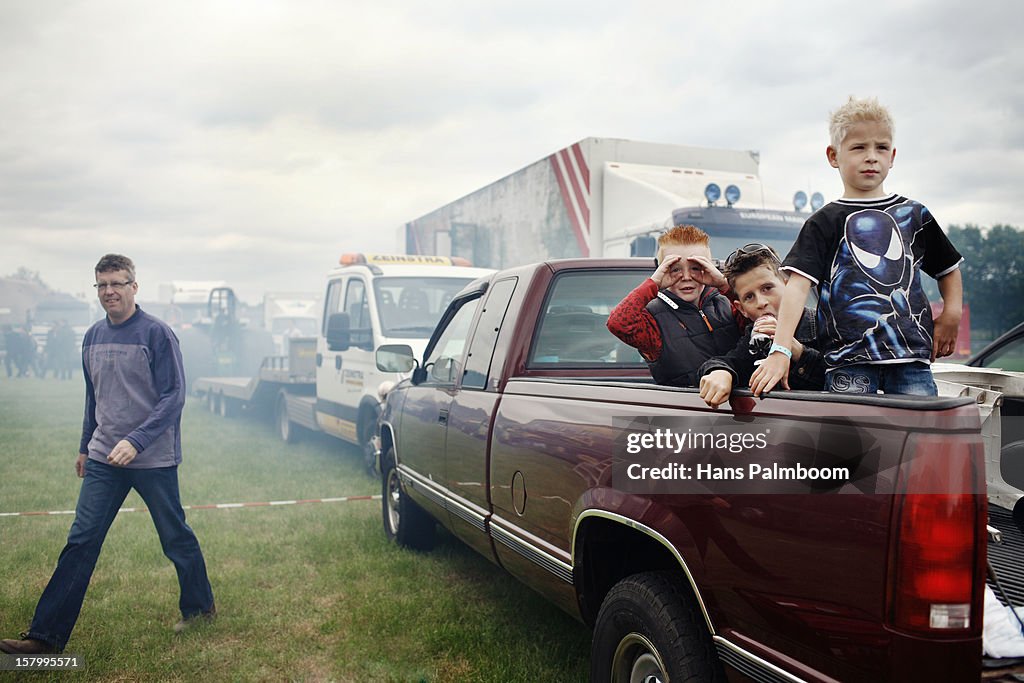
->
[[0, 494, 382, 518]]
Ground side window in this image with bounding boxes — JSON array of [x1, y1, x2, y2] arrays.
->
[[529, 270, 649, 367], [343, 279, 372, 349], [423, 297, 482, 386], [323, 279, 344, 336], [462, 278, 517, 390]]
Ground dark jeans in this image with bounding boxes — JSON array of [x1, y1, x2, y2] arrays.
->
[[27, 459, 214, 651]]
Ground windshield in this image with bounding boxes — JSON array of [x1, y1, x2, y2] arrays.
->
[[374, 277, 475, 338]]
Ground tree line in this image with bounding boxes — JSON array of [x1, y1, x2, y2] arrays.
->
[[945, 224, 1023, 341]]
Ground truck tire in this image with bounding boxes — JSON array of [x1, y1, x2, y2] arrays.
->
[[206, 390, 219, 414], [381, 448, 435, 551], [359, 404, 382, 478], [591, 571, 724, 683], [276, 393, 299, 444]]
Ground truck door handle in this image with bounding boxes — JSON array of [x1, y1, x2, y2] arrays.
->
[[316, 353, 323, 367], [335, 356, 343, 371], [438, 408, 449, 425]]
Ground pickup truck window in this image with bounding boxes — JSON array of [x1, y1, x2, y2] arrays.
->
[[529, 270, 647, 367], [375, 277, 476, 338], [423, 296, 482, 385], [462, 278, 517, 390]]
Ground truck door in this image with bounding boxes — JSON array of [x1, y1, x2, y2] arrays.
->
[[396, 294, 483, 529], [317, 275, 372, 443], [338, 276, 375, 436], [444, 278, 517, 559]]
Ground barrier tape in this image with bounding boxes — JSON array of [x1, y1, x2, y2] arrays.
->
[[0, 494, 382, 518]]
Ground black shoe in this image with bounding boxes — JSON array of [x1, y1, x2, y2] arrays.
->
[[0, 633, 60, 655], [173, 605, 217, 633]]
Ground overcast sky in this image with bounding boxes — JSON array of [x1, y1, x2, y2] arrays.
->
[[2, 0, 1021, 304]]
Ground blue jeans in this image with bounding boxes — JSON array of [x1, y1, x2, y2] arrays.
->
[[825, 361, 937, 396], [27, 459, 213, 651]]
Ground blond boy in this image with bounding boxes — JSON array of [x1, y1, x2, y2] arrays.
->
[[751, 97, 963, 396]]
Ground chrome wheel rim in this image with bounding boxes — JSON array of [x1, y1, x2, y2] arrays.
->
[[386, 469, 401, 533], [611, 632, 667, 683]]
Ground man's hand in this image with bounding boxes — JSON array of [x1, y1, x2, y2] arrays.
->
[[699, 370, 733, 408], [749, 353, 790, 397], [75, 453, 87, 478], [932, 309, 961, 360], [107, 439, 138, 467]]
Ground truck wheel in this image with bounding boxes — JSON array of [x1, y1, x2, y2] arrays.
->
[[276, 393, 299, 444], [206, 391, 219, 414], [591, 572, 724, 683], [359, 406, 382, 478], [381, 449, 435, 551], [219, 394, 236, 418]]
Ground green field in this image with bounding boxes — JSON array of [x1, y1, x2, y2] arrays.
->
[[0, 377, 590, 681]]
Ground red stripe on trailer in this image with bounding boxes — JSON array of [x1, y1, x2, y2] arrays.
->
[[571, 142, 590, 193], [559, 148, 590, 233], [550, 153, 590, 257]]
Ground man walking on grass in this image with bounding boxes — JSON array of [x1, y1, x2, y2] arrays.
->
[[1, 254, 215, 655]]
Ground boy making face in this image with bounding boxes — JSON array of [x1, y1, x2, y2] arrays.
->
[[655, 241, 720, 304], [698, 245, 823, 408], [607, 225, 740, 387]]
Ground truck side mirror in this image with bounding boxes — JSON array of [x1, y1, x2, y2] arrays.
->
[[326, 312, 351, 352], [376, 344, 416, 373]]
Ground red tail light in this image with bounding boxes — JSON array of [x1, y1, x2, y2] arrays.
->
[[887, 433, 985, 633]]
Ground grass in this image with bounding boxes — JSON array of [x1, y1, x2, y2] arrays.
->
[[0, 376, 590, 681]]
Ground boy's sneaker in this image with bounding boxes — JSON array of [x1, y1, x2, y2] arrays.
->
[[0, 633, 59, 654], [173, 605, 217, 634]]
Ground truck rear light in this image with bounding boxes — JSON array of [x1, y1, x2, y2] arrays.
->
[[887, 433, 984, 633]]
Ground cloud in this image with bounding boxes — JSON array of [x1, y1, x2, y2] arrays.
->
[[1, 0, 1022, 303]]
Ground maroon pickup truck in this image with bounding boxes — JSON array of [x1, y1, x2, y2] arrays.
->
[[374, 258, 995, 682]]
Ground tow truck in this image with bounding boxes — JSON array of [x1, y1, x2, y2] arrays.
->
[[193, 253, 493, 471]]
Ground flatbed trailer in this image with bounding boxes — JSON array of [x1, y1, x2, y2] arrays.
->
[[192, 337, 316, 419]]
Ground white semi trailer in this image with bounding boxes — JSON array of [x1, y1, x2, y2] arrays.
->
[[404, 137, 817, 266]]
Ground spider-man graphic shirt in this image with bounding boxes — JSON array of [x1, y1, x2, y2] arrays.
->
[[781, 194, 962, 370]]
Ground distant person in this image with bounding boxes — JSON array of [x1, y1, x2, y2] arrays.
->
[[751, 97, 963, 397], [0, 254, 215, 656], [697, 244, 825, 408], [15, 325, 36, 377], [2, 324, 16, 377], [607, 224, 740, 386]]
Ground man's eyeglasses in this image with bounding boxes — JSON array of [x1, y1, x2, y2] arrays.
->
[[724, 243, 781, 269], [93, 281, 134, 292]]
